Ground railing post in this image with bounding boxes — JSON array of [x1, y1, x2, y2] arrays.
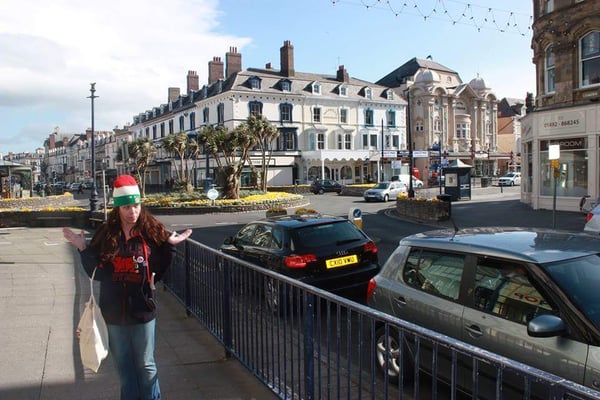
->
[[222, 258, 232, 358], [184, 241, 191, 316], [303, 292, 315, 400]]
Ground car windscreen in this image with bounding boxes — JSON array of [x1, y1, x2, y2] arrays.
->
[[291, 221, 364, 250], [373, 183, 388, 189], [543, 254, 600, 329]]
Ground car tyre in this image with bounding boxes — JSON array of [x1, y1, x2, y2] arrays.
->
[[318, 188, 324, 194], [375, 326, 414, 385], [383, 194, 389, 202]]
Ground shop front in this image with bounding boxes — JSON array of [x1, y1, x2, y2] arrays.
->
[[521, 106, 599, 211]]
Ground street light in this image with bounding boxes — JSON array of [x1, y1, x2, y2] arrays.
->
[[405, 89, 415, 198], [88, 83, 99, 212]]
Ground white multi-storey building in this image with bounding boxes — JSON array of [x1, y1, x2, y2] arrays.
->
[[129, 40, 407, 187]]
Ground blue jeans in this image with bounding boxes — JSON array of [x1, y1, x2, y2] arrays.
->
[[107, 320, 160, 400]]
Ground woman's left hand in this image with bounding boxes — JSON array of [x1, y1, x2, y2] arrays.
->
[[168, 229, 193, 245]]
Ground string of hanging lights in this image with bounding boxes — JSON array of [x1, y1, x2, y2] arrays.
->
[[330, 0, 533, 36]]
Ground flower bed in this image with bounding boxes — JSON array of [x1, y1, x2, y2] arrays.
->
[[396, 197, 450, 221]]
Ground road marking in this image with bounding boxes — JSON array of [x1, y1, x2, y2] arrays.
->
[[171, 223, 194, 227], [44, 242, 63, 246]]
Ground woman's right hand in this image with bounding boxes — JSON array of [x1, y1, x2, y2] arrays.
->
[[63, 227, 87, 252]]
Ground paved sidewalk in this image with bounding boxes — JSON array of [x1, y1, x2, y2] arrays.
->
[[0, 226, 277, 400]]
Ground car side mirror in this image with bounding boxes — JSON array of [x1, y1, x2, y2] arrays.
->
[[223, 236, 234, 245], [527, 314, 566, 338]]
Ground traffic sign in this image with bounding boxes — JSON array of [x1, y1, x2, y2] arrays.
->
[[207, 188, 218, 200]]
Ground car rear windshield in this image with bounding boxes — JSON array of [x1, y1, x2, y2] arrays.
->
[[544, 254, 600, 329], [291, 221, 365, 250]]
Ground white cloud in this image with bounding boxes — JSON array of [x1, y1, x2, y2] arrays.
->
[[0, 0, 251, 152]]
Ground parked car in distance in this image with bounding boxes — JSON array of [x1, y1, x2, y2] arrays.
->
[[366, 227, 600, 398], [584, 203, 600, 234], [310, 179, 342, 194], [363, 181, 407, 202], [68, 182, 82, 191], [498, 172, 521, 186], [82, 181, 94, 190], [391, 175, 424, 188], [220, 214, 380, 312]]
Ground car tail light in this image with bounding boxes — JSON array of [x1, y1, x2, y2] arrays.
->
[[285, 253, 317, 268], [364, 241, 378, 254], [366, 278, 377, 301], [586, 213, 594, 223]]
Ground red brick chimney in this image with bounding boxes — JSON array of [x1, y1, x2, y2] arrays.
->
[[280, 40, 295, 77], [208, 56, 224, 85], [49, 133, 56, 149], [187, 70, 199, 94], [265, 62, 272, 69], [225, 47, 242, 77], [337, 65, 349, 83]]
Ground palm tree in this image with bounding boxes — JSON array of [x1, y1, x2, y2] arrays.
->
[[198, 124, 256, 199], [242, 114, 279, 192], [186, 137, 201, 189], [161, 131, 188, 185], [129, 137, 156, 197]]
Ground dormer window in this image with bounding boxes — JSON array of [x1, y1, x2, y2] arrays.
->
[[364, 87, 372, 99], [280, 79, 291, 92], [386, 89, 394, 100], [339, 85, 348, 97], [312, 82, 321, 94], [249, 76, 262, 90]]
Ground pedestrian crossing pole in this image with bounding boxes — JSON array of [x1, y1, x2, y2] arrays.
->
[[549, 144, 560, 229]]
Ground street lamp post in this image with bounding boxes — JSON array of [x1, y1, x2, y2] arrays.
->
[[381, 119, 384, 182], [406, 89, 415, 198], [88, 83, 99, 212]]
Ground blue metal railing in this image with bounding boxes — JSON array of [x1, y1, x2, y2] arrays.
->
[[163, 238, 600, 400]]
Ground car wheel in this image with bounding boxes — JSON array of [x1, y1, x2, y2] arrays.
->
[[318, 188, 324, 194], [510, 181, 514, 186], [264, 277, 281, 314], [383, 194, 389, 202], [375, 326, 414, 384], [264, 277, 294, 316]]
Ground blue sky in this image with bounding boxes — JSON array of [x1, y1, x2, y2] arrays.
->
[[0, 0, 534, 155]]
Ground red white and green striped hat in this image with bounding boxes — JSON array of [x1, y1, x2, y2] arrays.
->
[[112, 175, 141, 207]]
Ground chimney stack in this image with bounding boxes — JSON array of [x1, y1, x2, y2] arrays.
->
[[225, 47, 242, 77], [168, 87, 180, 103], [280, 40, 295, 77], [187, 70, 199, 94], [208, 56, 224, 85], [265, 62, 272, 69], [337, 65, 349, 83]]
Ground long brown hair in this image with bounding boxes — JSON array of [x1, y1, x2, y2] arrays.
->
[[90, 206, 170, 262]]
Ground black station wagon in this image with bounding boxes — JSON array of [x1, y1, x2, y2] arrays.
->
[[221, 214, 380, 310]]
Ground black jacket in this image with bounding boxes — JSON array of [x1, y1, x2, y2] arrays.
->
[[79, 228, 176, 325]]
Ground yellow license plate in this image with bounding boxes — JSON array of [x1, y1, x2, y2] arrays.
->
[[326, 254, 358, 269]]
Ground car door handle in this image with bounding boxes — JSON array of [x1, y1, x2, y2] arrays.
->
[[394, 296, 407, 306], [465, 324, 483, 338]]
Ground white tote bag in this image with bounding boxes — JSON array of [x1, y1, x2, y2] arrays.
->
[[77, 268, 109, 372]]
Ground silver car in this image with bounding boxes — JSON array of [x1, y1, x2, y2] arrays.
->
[[498, 172, 521, 186], [363, 181, 406, 202], [367, 227, 600, 397]]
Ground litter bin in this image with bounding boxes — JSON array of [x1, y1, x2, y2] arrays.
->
[[437, 194, 452, 217], [481, 177, 491, 188]]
